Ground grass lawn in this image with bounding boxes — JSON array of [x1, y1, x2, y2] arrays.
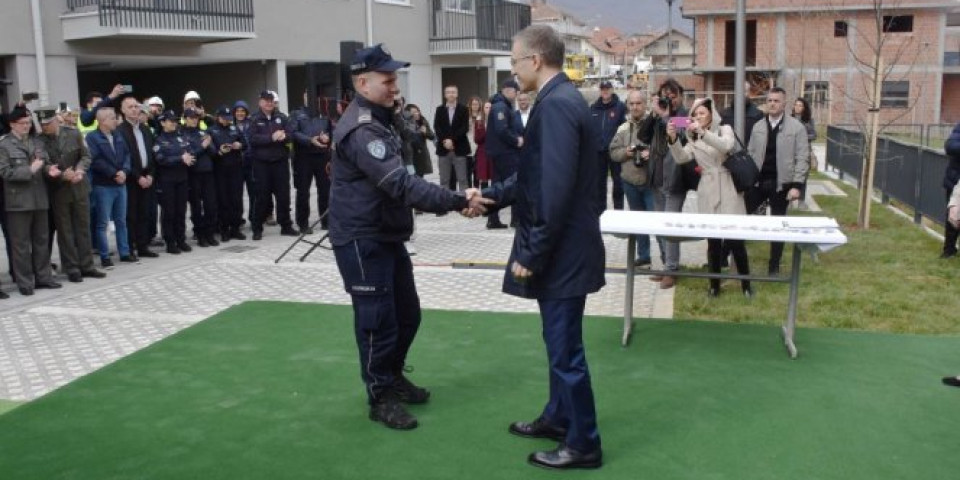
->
[[674, 177, 960, 334], [0, 400, 20, 415]]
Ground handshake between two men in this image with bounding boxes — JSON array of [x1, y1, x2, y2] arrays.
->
[[460, 188, 495, 219]]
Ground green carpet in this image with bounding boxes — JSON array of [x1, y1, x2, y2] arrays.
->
[[0, 301, 958, 479]]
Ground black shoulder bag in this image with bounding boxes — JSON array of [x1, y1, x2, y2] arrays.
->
[[724, 130, 760, 193]]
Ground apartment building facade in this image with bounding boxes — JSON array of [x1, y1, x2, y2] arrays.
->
[[682, 0, 959, 124], [1, 0, 529, 119]]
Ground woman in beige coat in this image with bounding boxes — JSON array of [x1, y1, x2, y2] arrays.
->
[[667, 97, 752, 297]]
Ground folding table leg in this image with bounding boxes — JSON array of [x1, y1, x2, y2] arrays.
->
[[782, 243, 803, 359], [622, 235, 636, 347]]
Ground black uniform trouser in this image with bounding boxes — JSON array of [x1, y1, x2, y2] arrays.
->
[[52, 191, 95, 276], [708, 238, 750, 291], [251, 159, 292, 232], [745, 177, 790, 270], [159, 178, 188, 245], [216, 161, 245, 234], [597, 150, 624, 211], [7, 210, 54, 290], [943, 189, 959, 256], [333, 239, 421, 404], [126, 182, 156, 253], [243, 158, 272, 222], [189, 171, 219, 238], [293, 154, 330, 229]]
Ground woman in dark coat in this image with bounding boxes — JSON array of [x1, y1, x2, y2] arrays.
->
[[404, 104, 435, 178]]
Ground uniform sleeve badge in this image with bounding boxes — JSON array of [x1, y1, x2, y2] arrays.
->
[[152, 145, 160, 152], [497, 112, 505, 121], [275, 118, 282, 125], [367, 139, 387, 160]]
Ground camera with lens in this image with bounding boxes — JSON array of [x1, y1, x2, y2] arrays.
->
[[631, 143, 649, 166], [657, 96, 671, 111]]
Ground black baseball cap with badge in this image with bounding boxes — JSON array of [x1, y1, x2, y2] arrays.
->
[[157, 109, 177, 123], [215, 106, 233, 120], [182, 107, 200, 119], [599, 80, 614, 89], [350, 44, 410, 74]]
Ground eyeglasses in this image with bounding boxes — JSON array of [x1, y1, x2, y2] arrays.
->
[[510, 54, 537, 66]]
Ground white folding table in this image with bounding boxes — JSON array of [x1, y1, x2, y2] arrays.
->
[[600, 210, 848, 358]]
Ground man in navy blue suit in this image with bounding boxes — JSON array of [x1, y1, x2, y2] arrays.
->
[[483, 24, 605, 470]]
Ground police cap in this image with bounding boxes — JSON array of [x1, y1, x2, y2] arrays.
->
[[501, 78, 519, 91], [215, 106, 233, 120], [350, 44, 410, 75], [157, 110, 177, 123], [35, 107, 58, 124], [182, 108, 200, 118]]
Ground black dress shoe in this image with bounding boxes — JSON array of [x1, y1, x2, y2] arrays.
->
[[166, 244, 182, 255], [68, 272, 83, 283], [101, 258, 114, 269], [207, 235, 220, 247], [178, 242, 193, 252], [942, 376, 960, 387], [231, 230, 247, 240], [940, 251, 957, 259], [197, 236, 210, 247], [509, 418, 567, 441], [119, 255, 139, 263], [528, 445, 602, 470], [19, 287, 34, 296], [81, 269, 107, 278], [252, 231, 263, 241], [0, 291, 8, 299], [486, 221, 508, 230], [299, 226, 314, 235], [36, 281, 62, 289], [138, 249, 159, 258], [768, 265, 781, 276], [369, 394, 418, 430], [394, 374, 430, 404], [220, 233, 232, 243], [280, 227, 300, 237]]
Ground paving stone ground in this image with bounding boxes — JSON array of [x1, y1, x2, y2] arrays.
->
[[0, 147, 842, 401]]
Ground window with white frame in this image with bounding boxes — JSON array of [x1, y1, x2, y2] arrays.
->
[[445, 0, 475, 14], [880, 81, 909, 108]]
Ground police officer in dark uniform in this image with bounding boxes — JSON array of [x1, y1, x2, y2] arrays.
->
[[248, 91, 298, 240], [485, 78, 523, 229], [290, 92, 333, 233], [329, 44, 492, 430], [181, 108, 219, 247], [153, 110, 193, 254], [208, 106, 247, 241]]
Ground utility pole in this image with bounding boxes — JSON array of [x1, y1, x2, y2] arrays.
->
[[734, 0, 746, 141], [666, 0, 674, 76]]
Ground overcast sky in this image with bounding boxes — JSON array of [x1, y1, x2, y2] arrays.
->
[[544, 0, 694, 35]]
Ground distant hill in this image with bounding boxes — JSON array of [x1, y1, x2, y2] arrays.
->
[[544, 0, 693, 35]]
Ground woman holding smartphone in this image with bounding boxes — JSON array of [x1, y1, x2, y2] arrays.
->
[[666, 97, 752, 298]]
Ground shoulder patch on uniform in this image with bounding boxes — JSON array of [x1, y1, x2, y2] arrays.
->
[[497, 112, 505, 121], [358, 107, 372, 124], [152, 145, 160, 152], [367, 139, 387, 160], [275, 117, 282, 125]]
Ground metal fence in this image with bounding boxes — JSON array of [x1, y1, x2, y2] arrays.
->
[[825, 125, 952, 226], [67, 0, 255, 33]]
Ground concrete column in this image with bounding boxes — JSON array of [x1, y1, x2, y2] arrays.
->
[[265, 59, 289, 113], [706, 18, 715, 68]]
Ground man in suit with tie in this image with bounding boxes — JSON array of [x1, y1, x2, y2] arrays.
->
[[432, 85, 471, 195], [482, 24, 605, 470]]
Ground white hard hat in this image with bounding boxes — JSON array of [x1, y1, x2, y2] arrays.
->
[[183, 91, 201, 103], [146, 96, 165, 107]]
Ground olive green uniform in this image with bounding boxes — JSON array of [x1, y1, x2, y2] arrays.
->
[[37, 126, 96, 277], [0, 132, 56, 290]]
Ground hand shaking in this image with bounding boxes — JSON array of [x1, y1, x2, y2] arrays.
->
[[460, 188, 495, 218]]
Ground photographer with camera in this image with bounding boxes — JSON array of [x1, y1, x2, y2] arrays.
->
[[637, 78, 689, 289], [609, 90, 654, 267]]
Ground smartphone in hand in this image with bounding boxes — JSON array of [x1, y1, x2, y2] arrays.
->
[[669, 116, 691, 129]]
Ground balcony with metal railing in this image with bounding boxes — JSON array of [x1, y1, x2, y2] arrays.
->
[[62, 0, 255, 42], [430, 0, 531, 55]]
